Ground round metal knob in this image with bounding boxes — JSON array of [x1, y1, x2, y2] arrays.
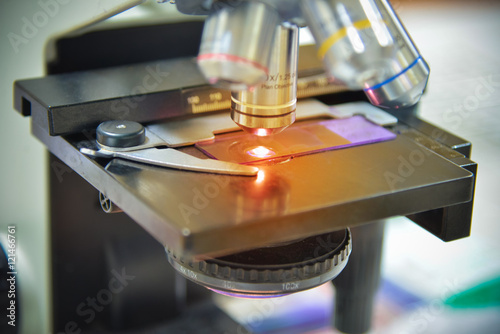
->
[[96, 120, 145, 148], [99, 192, 122, 214]]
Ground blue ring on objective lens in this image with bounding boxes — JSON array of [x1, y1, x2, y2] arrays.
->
[[364, 55, 423, 91]]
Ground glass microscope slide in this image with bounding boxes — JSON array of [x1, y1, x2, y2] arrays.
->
[[195, 116, 396, 164]]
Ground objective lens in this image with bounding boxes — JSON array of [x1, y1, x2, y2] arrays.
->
[[197, 2, 280, 90], [231, 23, 299, 136], [301, 0, 429, 108]]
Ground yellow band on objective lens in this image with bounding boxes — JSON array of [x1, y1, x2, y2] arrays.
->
[[317, 19, 374, 59]]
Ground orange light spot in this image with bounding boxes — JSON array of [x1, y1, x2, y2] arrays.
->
[[256, 128, 268, 136], [256, 170, 265, 183], [246, 146, 275, 158]]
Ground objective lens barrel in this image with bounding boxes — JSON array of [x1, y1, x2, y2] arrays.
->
[[231, 23, 299, 136], [301, 0, 429, 108], [197, 2, 280, 91]]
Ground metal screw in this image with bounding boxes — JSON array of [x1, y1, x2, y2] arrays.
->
[[99, 192, 123, 214]]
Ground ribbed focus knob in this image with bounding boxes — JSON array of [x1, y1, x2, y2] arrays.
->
[[167, 229, 351, 297]]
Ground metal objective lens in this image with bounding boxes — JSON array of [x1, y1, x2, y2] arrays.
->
[[197, 2, 280, 90], [231, 22, 299, 136], [301, 0, 429, 108]]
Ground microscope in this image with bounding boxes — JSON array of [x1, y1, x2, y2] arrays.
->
[[13, 0, 476, 333]]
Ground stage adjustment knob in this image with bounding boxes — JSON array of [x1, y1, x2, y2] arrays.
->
[[96, 120, 145, 148], [166, 229, 351, 298]]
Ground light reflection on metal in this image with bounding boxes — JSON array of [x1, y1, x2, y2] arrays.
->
[[256, 170, 266, 184], [208, 288, 286, 299], [230, 170, 290, 224]]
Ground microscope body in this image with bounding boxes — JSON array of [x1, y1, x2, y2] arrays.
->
[[11, 1, 476, 333]]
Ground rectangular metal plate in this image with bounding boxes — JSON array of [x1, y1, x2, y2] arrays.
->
[[32, 116, 474, 258], [14, 50, 347, 136], [195, 116, 397, 164]]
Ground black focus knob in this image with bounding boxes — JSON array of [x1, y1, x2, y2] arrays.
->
[[167, 229, 351, 298], [96, 120, 145, 148]]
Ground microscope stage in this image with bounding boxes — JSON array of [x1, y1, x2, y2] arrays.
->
[[28, 113, 473, 259], [14, 59, 475, 259]]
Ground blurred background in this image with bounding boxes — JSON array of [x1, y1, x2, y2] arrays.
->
[[1, 0, 499, 333]]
